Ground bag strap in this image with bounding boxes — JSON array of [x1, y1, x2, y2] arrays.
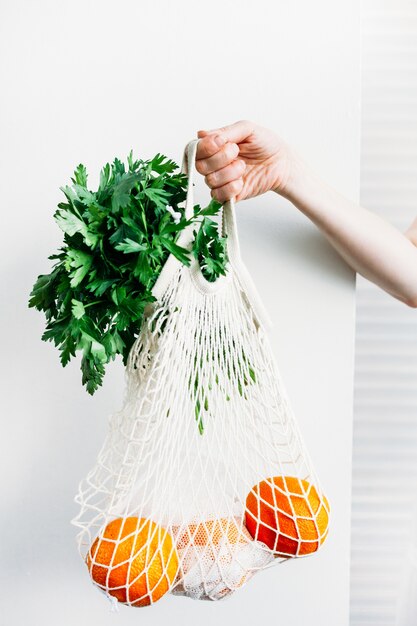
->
[[182, 139, 272, 330], [153, 138, 272, 330], [182, 139, 239, 247]]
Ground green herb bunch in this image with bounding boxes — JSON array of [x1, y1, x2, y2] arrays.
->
[[28, 152, 228, 395]]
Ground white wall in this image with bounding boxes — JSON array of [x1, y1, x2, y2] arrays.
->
[[351, 1, 417, 624], [0, 1, 360, 625]]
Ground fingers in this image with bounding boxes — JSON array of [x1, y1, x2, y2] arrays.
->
[[198, 120, 255, 146], [205, 159, 246, 189], [195, 120, 255, 202], [204, 159, 246, 203], [195, 133, 226, 159], [210, 178, 244, 203], [197, 129, 211, 138], [196, 142, 239, 175]]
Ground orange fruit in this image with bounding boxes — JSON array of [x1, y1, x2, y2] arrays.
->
[[176, 517, 251, 550], [245, 476, 330, 557], [86, 516, 179, 607]]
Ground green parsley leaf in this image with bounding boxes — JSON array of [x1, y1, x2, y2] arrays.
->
[[29, 150, 228, 395], [71, 299, 85, 319], [65, 249, 93, 288], [114, 238, 147, 254]]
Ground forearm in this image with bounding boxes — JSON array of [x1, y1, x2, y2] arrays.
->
[[279, 158, 417, 307]]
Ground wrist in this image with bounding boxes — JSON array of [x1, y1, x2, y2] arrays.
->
[[274, 149, 307, 201], [275, 150, 324, 209]]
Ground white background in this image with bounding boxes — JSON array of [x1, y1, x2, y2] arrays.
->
[[0, 1, 360, 625], [351, 1, 417, 624]]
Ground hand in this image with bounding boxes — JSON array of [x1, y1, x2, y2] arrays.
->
[[195, 120, 294, 202]]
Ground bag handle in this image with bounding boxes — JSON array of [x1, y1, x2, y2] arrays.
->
[[182, 139, 272, 330]]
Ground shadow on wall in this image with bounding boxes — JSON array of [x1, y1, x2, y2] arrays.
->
[[237, 198, 354, 289]]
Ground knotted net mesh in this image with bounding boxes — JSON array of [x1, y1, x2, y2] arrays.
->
[[72, 140, 330, 607]]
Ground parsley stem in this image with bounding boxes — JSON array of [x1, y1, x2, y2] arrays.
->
[[83, 300, 105, 308], [99, 239, 120, 272]]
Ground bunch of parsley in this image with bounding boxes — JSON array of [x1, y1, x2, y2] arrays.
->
[[28, 152, 228, 395]]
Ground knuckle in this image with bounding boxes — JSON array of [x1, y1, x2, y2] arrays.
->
[[215, 186, 227, 201], [231, 179, 243, 195], [237, 118, 254, 130], [198, 136, 218, 160], [219, 143, 237, 167], [195, 159, 206, 175], [219, 185, 232, 201], [227, 142, 239, 159], [208, 135, 221, 154], [205, 170, 217, 187]]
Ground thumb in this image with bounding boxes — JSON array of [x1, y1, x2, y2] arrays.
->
[[197, 120, 255, 144], [197, 129, 213, 138]]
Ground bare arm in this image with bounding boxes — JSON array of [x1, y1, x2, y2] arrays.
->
[[282, 156, 417, 306], [196, 120, 417, 307], [406, 216, 417, 248]]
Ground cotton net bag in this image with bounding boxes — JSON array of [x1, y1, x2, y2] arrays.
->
[[72, 139, 331, 608]]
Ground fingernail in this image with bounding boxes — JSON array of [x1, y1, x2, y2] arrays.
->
[[214, 135, 225, 147]]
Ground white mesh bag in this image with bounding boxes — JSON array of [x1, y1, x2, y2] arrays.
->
[[72, 139, 331, 608]]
